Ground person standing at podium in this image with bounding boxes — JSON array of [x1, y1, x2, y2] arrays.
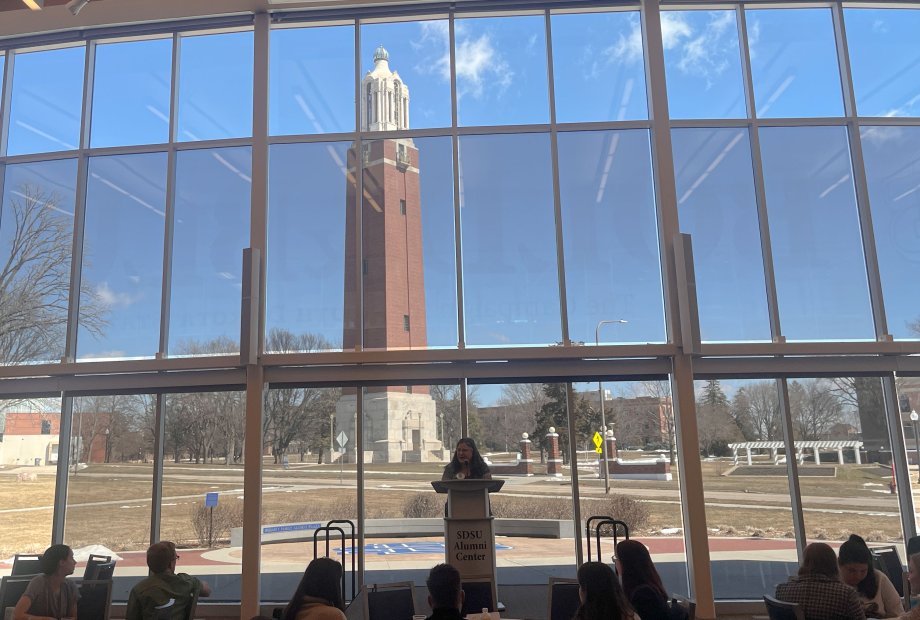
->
[[442, 438, 492, 480]]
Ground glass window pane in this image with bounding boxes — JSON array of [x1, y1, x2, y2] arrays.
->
[[551, 11, 647, 123], [77, 153, 167, 360], [662, 10, 746, 119], [360, 20, 451, 131], [360, 136, 457, 351], [860, 125, 920, 339], [586, 379, 689, 596], [270, 25, 354, 136], [558, 130, 664, 345], [790, 378, 907, 568], [759, 126, 873, 340], [65, 393, 156, 599], [458, 133, 560, 346], [746, 8, 844, 118], [160, 389, 245, 601], [267, 141, 350, 350], [672, 128, 771, 342], [455, 16, 549, 127], [90, 38, 172, 148], [696, 379, 797, 599], [178, 31, 253, 141], [0, 158, 78, 364], [0, 398, 60, 555], [260, 385, 355, 599], [476, 382, 577, 582], [7, 46, 85, 155], [846, 8, 920, 118], [169, 147, 251, 353]]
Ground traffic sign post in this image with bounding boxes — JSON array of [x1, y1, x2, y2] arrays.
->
[[592, 431, 607, 488], [336, 432, 349, 484], [205, 492, 219, 547]]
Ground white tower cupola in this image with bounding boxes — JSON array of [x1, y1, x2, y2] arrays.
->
[[361, 45, 410, 132]]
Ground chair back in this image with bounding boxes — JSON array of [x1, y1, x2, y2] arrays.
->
[[547, 578, 580, 620], [871, 546, 905, 597], [83, 554, 113, 580], [669, 594, 695, 620], [11, 554, 42, 577], [763, 595, 805, 620], [461, 580, 495, 616], [78, 578, 113, 620], [362, 582, 415, 620], [1, 576, 33, 618]]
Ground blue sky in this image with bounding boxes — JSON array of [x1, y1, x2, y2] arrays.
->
[[2, 7, 919, 363]]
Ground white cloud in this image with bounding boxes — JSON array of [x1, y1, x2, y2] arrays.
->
[[95, 281, 143, 309], [661, 12, 693, 50], [860, 125, 904, 146], [217, 272, 236, 280], [413, 21, 513, 100], [604, 17, 643, 65], [872, 19, 888, 34]]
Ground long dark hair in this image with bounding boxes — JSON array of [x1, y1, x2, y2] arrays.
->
[[616, 540, 667, 601], [448, 438, 489, 478], [574, 562, 634, 620], [838, 534, 878, 598], [282, 557, 344, 620]]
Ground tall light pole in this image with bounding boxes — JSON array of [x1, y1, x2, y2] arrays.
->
[[911, 410, 920, 483], [595, 319, 628, 494]]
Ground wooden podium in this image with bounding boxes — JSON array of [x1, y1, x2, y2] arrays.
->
[[432, 479, 504, 612]]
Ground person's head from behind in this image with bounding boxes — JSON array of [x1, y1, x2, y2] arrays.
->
[[615, 539, 665, 599], [282, 557, 344, 620], [426, 563, 463, 611], [799, 542, 839, 578], [147, 541, 179, 575], [40, 544, 75, 577], [576, 562, 632, 620]]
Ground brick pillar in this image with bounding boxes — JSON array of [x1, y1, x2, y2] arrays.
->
[[546, 427, 562, 476], [605, 431, 618, 464], [520, 433, 534, 476]]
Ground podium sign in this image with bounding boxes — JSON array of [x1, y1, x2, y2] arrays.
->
[[432, 479, 504, 611]]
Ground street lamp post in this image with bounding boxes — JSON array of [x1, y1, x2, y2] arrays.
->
[[595, 319, 628, 495], [911, 410, 920, 483]]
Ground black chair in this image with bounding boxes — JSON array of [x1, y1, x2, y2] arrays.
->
[[82, 554, 112, 581], [10, 554, 42, 577], [547, 578, 580, 620], [763, 595, 805, 620], [461, 580, 495, 616], [670, 594, 696, 620], [362, 581, 415, 620], [0, 576, 33, 618], [871, 545, 905, 597], [77, 578, 113, 620]]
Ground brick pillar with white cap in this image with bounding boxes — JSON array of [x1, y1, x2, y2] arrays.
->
[[546, 427, 562, 476]]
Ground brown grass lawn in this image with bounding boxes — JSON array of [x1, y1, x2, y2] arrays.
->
[[0, 459, 909, 557]]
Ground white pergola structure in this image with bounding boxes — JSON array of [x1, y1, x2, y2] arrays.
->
[[728, 440, 863, 466]]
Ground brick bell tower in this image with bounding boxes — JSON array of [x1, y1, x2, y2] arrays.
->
[[336, 46, 446, 464]]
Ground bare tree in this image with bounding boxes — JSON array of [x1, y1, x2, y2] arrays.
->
[[496, 383, 548, 455], [0, 184, 106, 364], [262, 328, 339, 464], [429, 384, 481, 451], [744, 381, 783, 441], [789, 379, 843, 440]]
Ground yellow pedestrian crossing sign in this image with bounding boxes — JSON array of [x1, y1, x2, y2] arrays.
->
[[592, 432, 603, 449]]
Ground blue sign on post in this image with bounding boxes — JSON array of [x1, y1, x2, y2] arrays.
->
[[205, 492, 219, 507]]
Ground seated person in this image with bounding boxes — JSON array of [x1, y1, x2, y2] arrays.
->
[[13, 544, 79, 620], [775, 542, 866, 620], [898, 554, 920, 619], [574, 561, 637, 620], [838, 534, 903, 618], [424, 564, 463, 620], [125, 541, 211, 620], [280, 557, 346, 620], [616, 539, 674, 620]]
